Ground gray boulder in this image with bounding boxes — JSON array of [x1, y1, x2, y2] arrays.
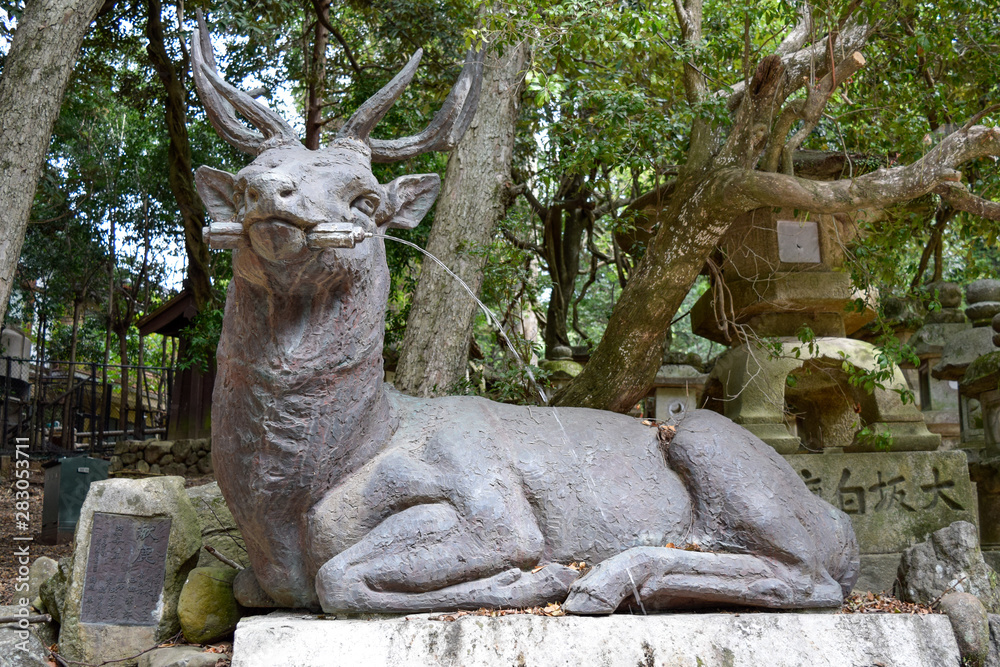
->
[[0, 605, 57, 654], [896, 521, 1000, 612], [0, 626, 49, 667], [185, 482, 246, 570], [987, 615, 1000, 667], [940, 592, 989, 667], [26, 557, 58, 609], [38, 556, 72, 625]]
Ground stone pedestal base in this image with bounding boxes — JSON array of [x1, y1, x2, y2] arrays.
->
[[231, 611, 960, 667]]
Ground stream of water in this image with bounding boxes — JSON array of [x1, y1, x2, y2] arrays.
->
[[374, 233, 550, 405]]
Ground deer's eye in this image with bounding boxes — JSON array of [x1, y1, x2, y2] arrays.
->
[[232, 183, 246, 208], [351, 193, 379, 217]]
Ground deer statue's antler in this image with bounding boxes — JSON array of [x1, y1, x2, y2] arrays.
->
[[192, 9, 300, 155], [191, 9, 484, 161], [337, 47, 485, 163]]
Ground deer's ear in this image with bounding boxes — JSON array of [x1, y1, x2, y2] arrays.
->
[[382, 173, 440, 229], [196, 166, 238, 223]]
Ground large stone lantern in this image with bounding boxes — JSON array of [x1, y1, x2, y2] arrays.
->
[[694, 207, 937, 454], [933, 280, 1000, 457]]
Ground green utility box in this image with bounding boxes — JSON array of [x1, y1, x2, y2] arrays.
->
[[41, 456, 110, 544]]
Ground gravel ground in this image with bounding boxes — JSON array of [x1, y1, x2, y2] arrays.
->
[[0, 466, 73, 606]]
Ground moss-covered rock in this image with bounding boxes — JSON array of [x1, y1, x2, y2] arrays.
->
[[38, 556, 72, 624], [185, 482, 247, 569], [177, 567, 243, 643]]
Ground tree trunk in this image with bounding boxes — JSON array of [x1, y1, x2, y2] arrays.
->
[[393, 40, 529, 396], [553, 169, 734, 411], [304, 1, 330, 150], [0, 0, 105, 325], [118, 332, 129, 437], [145, 0, 213, 311], [542, 204, 587, 353]]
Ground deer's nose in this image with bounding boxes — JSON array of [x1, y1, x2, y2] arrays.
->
[[243, 174, 299, 211]]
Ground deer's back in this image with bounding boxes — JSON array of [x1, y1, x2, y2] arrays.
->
[[388, 391, 694, 564]]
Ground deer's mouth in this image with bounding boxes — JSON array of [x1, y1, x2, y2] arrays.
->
[[248, 220, 310, 262], [245, 219, 373, 262]]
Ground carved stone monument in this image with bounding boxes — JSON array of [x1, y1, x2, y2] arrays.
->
[[192, 15, 859, 615], [786, 450, 977, 591], [57, 477, 202, 666]]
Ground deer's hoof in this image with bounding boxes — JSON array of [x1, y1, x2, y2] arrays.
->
[[563, 586, 618, 615]]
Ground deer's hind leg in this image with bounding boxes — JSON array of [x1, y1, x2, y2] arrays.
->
[[564, 547, 835, 613], [565, 410, 858, 614]]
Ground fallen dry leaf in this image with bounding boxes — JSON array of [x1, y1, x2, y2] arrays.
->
[[541, 602, 565, 616], [840, 592, 937, 615]]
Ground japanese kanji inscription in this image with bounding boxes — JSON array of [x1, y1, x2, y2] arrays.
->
[[79, 513, 172, 625]]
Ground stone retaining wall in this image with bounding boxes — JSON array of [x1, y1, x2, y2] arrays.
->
[[110, 438, 212, 476]]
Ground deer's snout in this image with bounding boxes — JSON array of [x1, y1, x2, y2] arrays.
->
[[241, 173, 304, 224], [238, 173, 315, 262]]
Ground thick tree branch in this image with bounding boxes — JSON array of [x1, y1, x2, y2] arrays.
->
[[727, 16, 869, 112], [962, 103, 1000, 132], [718, 55, 787, 166], [761, 51, 866, 173], [775, 3, 813, 56], [934, 182, 1000, 221], [672, 0, 706, 100], [731, 125, 1000, 213], [310, 0, 362, 77]]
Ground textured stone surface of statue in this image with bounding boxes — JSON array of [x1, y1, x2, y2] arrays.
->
[[191, 14, 860, 614]]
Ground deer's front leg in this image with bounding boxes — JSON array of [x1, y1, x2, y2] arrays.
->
[[315, 502, 578, 614], [309, 426, 577, 613]]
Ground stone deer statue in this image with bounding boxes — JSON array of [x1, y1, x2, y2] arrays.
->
[[191, 17, 859, 614]]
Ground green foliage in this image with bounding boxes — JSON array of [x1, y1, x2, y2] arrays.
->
[[176, 306, 224, 373], [5, 0, 999, 413]]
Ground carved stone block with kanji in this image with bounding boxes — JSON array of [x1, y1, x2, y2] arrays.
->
[[785, 451, 978, 554], [57, 477, 202, 666]]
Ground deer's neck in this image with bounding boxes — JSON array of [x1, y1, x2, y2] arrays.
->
[[217, 255, 395, 485]]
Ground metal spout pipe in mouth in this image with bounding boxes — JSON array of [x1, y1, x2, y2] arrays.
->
[[204, 222, 373, 250], [306, 223, 373, 249]]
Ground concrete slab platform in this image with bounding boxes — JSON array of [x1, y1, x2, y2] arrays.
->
[[231, 610, 960, 667]]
